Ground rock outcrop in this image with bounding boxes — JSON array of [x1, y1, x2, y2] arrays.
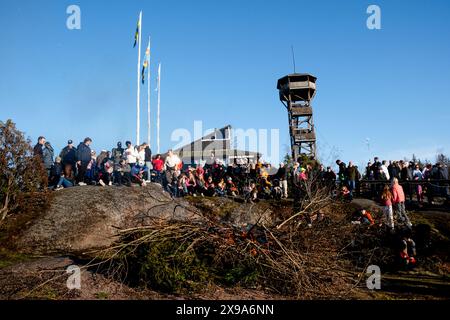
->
[[17, 184, 202, 255]]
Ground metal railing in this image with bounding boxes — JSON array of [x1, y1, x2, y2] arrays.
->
[[348, 179, 450, 200]]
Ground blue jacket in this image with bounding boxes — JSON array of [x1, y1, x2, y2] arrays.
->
[[76, 143, 91, 163]]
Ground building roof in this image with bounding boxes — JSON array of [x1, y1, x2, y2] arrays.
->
[[276, 73, 317, 89], [166, 124, 261, 161]]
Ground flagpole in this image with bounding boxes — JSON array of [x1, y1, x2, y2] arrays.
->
[[136, 11, 142, 145], [147, 37, 151, 148], [157, 62, 161, 154]]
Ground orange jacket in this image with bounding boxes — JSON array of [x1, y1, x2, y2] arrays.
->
[[363, 211, 375, 226]]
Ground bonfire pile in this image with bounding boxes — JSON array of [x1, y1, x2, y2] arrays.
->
[[93, 202, 379, 298]]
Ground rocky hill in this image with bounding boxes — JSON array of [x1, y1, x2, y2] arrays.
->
[[16, 185, 203, 255]]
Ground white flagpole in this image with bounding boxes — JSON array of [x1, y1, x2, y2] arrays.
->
[[147, 37, 151, 148], [157, 62, 161, 154], [136, 11, 142, 145]]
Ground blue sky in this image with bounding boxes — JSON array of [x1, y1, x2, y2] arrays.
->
[[1, 0, 449, 168]]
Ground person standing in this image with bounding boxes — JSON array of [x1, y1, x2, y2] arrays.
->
[[371, 157, 381, 179], [59, 140, 77, 174], [111, 142, 125, 164], [436, 162, 449, 200], [400, 160, 414, 201], [125, 141, 138, 168], [336, 160, 347, 186], [152, 154, 164, 184], [42, 141, 54, 178], [346, 161, 357, 198], [381, 160, 391, 181], [412, 164, 424, 204], [144, 143, 153, 177], [76, 137, 92, 185], [380, 185, 395, 231], [324, 166, 337, 191], [33, 136, 46, 161], [392, 178, 412, 229], [277, 162, 288, 199], [423, 164, 434, 205]]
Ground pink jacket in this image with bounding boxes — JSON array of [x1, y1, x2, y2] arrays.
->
[[392, 183, 405, 203]]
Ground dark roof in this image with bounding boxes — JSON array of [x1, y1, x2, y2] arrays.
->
[[277, 73, 317, 89], [173, 125, 231, 153]]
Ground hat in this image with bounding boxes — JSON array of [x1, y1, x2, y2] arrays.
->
[[68, 140, 73, 144]]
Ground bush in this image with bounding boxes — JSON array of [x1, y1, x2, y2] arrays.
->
[[0, 119, 49, 224]]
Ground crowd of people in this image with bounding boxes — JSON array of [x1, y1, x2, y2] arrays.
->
[[33, 137, 449, 207], [334, 157, 450, 204], [32, 136, 294, 202]]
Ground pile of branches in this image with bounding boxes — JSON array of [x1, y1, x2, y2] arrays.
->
[[93, 209, 362, 298], [90, 173, 393, 298]]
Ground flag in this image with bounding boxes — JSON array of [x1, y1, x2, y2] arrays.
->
[[133, 13, 141, 48], [141, 40, 150, 84]]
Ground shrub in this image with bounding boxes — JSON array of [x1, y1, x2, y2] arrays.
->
[[0, 119, 49, 224]]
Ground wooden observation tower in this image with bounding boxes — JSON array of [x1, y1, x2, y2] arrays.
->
[[277, 73, 317, 161]]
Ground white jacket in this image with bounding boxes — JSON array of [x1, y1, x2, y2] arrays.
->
[[381, 165, 390, 180], [125, 146, 138, 164], [165, 154, 181, 169], [138, 150, 146, 163]]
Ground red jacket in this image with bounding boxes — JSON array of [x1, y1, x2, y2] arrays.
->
[[392, 183, 405, 203], [152, 158, 164, 171]]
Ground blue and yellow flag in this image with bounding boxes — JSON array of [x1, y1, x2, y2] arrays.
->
[[141, 40, 150, 84], [133, 14, 141, 48]]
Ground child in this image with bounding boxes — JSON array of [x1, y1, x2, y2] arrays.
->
[[196, 174, 208, 197], [205, 176, 216, 197], [380, 185, 395, 231], [226, 177, 238, 197], [186, 172, 197, 196], [298, 167, 308, 181], [259, 177, 272, 199], [215, 179, 226, 197], [177, 174, 188, 197], [392, 178, 412, 229], [413, 164, 424, 204], [399, 236, 417, 268], [270, 179, 282, 200], [352, 209, 375, 227], [360, 209, 375, 226], [341, 185, 352, 202], [243, 182, 258, 203]]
